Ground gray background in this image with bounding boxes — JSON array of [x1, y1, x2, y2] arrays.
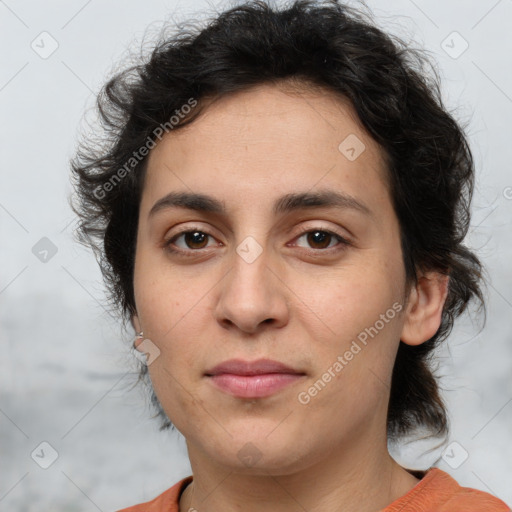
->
[[1, 0, 511, 510]]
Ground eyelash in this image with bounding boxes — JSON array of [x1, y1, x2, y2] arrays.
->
[[163, 226, 351, 257]]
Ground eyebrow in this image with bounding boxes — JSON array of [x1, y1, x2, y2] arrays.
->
[[148, 189, 373, 219]]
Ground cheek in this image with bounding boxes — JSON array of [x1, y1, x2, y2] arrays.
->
[[291, 256, 404, 337], [291, 259, 404, 399], [295, 313, 402, 431], [134, 249, 197, 339], [148, 363, 207, 436]]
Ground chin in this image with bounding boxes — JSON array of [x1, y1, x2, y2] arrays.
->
[[204, 428, 316, 475]]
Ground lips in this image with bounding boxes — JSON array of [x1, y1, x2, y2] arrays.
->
[[205, 358, 306, 399], [205, 358, 303, 376]]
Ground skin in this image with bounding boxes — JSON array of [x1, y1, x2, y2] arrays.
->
[[131, 81, 449, 512]]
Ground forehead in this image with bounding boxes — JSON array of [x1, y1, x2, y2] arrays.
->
[[142, 81, 390, 218]]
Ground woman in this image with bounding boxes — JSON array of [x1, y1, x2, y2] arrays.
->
[[70, 1, 511, 510]]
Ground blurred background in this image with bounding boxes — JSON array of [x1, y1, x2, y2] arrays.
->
[[1, 0, 511, 510]]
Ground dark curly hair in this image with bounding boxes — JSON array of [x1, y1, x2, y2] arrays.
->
[[70, 0, 485, 441]]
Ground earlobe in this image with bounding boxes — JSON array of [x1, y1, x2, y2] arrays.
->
[[400, 272, 450, 346]]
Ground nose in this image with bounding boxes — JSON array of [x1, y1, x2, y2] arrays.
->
[[214, 244, 290, 334]]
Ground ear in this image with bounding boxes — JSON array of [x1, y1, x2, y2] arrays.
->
[[400, 271, 450, 346]]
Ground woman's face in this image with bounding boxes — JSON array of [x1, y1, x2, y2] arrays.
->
[[133, 82, 412, 474]]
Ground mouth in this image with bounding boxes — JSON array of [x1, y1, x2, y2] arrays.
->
[[205, 358, 306, 399]]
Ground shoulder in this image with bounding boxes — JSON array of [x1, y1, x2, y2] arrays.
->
[[385, 468, 511, 512], [431, 469, 511, 512], [116, 476, 193, 512]]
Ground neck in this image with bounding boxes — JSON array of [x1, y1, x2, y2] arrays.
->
[[179, 434, 420, 512]]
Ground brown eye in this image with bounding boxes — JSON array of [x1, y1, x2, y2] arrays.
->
[[181, 231, 209, 249], [305, 230, 334, 249], [294, 229, 350, 252], [164, 229, 215, 253]]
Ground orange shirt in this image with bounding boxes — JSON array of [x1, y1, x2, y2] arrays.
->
[[117, 468, 511, 512]]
